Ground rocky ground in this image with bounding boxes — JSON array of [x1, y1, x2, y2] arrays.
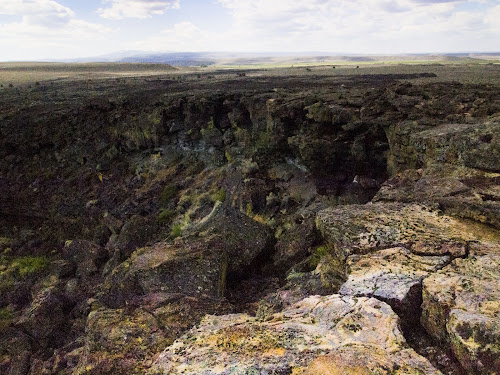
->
[[0, 65, 499, 374]]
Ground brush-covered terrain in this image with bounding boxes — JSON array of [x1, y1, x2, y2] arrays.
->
[[0, 63, 499, 374]]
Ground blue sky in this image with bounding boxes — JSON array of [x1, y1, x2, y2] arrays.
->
[[0, 0, 499, 61]]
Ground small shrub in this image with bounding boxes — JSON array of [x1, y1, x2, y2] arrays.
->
[[306, 68, 312, 72], [171, 224, 183, 238], [159, 183, 178, 207], [157, 208, 175, 225], [212, 188, 226, 203], [8, 83, 13, 88], [11, 256, 49, 277]]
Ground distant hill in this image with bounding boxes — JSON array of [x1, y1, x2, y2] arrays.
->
[[119, 52, 215, 66]]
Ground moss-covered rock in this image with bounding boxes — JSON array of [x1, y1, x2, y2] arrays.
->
[[421, 255, 500, 374]]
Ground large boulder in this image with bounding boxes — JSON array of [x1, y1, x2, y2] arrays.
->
[[63, 240, 108, 279], [100, 204, 273, 307], [100, 238, 226, 307], [16, 286, 68, 348], [150, 295, 440, 374], [76, 295, 232, 375], [421, 255, 500, 374]]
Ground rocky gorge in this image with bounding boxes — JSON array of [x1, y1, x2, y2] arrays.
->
[[0, 66, 499, 374]]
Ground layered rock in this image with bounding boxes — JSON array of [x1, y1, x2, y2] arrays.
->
[[422, 255, 500, 374], [316, 202, 494, 259], [151, 294, 441, 374]]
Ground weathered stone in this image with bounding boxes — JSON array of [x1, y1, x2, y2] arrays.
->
[[340, 247, 449, 322], [100, 239, 226, 307], [185, 201, 274, 275], [110, 214, 157, 260], [385, 120, 500, 174], [316, 202, 478, 259], [421, 255, 500, 374], [76, 295, 232, 375], [273, 217, 320, 273], [63, 240, 108, 279], [17, 286, 67, 347], [150, 295, 440, 374], [374, 166, 500, 229]]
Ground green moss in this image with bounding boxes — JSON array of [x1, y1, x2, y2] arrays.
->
[[11, 256, 49, 277], [212, 188, 227, 203], [0, 237, 11, 250], [171, 224, 183, 238], [0, 307, 13, 329], [307, 245, 329, 269], [159, 183, 178, 207], [157, 209, 175, 225], [225, 150, 235, 163], [0, 307, 12, 320]]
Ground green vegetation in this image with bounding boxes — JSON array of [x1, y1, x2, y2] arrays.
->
[[0, 307, 13, 329], [157, 208, 175, 225], [11, 256, 49, 277], [171, 224, 183, 238], [156, 208, 175, 225], [307, 245, 329, 269], [212, 188, 227, 203], [159, 183, 178, 207], [0, 307, 12, 320]]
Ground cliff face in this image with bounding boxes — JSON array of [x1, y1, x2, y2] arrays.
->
[[0, 70, 499, 374]]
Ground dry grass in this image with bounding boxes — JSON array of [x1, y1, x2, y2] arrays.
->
[[0, 62, 177, 85]]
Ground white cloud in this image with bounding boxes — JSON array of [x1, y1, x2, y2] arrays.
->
[[0, 0, 74, 26], [98, 0, 180, 19], [215, 0, 498, 53], [130, 21, 207, 51], [0, 0, 113, 60]]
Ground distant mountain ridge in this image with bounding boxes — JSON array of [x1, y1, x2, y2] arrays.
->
[[60, 51, 500, 66]]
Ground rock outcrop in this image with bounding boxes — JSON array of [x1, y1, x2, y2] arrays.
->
[[422, 255, 500, 374], [151, 295, 441, 374], [1, 67, 499, 374]]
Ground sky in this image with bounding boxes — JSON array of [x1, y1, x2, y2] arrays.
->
[[0, 0, 499, 61]]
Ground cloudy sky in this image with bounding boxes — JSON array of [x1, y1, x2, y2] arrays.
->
[[0, 0, 499, 61]]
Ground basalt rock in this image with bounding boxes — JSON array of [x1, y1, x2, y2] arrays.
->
[[339, 247, 450, 324], [150, 295, 441, 374], [421, 255, 500, 374], [316, 202, 487, 259]]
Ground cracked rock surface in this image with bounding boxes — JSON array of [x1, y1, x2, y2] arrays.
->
[[422, 255, 500, 374], [339, 247, 450, 322], [150, 294, 441, 375]]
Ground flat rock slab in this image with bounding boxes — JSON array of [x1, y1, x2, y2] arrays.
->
[[422, 255, 500, 374], [340, 247, 449, 320], [316, 202, 486, 258], [374, 166, 500, 230], [150, 294, 441, 374]]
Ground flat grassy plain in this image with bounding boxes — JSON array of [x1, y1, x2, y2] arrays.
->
[[1, 59, 500, 89], [0, 62, 178, 86]]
